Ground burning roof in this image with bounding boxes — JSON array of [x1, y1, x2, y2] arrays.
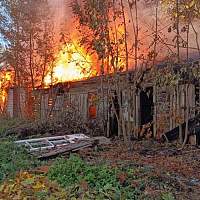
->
[[44, 42, 97, 87]]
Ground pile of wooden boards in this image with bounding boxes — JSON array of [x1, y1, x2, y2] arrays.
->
[[15, 134, 111, 159], [163, 114, 200, 145]]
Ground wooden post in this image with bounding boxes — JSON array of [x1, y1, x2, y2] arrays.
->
[[135, 91, 140, 137], [177, 84, 183, 144], [153, 85, 157, 138]]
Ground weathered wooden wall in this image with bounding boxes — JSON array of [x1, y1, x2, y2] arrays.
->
[[154, 84, 196, 138], [6, 87, 27, 118], [6, 71, 199, 140], [33, 78, 108, 129]]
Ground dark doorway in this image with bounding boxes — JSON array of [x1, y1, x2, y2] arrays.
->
[[109, 91, 120, 137], [140, 87, 153, 126], [195, 84, 200, 116]]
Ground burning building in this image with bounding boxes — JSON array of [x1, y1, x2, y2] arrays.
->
[[22, 58, 198, 146], [2, 0, 200, 145], [3, 33, 200, 145]]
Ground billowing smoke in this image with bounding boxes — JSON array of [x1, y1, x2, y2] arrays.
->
[[48, 0, 73, 37], [48, 0, 200, 65]]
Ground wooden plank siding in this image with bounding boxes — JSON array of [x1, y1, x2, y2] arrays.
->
[[5, 70, 199, 140]]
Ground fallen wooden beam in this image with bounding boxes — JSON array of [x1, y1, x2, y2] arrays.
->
[[37, 141, 93, 159]]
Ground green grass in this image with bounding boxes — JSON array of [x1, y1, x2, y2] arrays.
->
[[0, 140, 40, 182]]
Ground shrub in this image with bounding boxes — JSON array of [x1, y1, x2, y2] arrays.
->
[[48, 155, 86, 187]]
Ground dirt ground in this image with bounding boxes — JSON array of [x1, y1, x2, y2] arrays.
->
[[78, 139, 200, 200]]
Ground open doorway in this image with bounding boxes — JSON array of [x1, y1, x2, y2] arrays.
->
[[109, 91, 119, 137], [140, 87, 154, 137]]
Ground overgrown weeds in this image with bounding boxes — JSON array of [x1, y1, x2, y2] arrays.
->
[[0, 172, 68, 199], [2, 109, 103, 139], [0, 117, 27, 138], [48, 155, 174, 200], [0, 152, 175, 199]]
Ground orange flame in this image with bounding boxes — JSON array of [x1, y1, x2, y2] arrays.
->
[[44, 42, 96, 86], [0, 70, 13, 111]]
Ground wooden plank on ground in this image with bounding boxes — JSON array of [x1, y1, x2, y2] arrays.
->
[[37, 141, 94, 159]]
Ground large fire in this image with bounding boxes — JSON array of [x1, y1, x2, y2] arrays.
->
[[44, 42, 96, 86]]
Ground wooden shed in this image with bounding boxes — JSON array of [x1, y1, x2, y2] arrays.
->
[[5, 59, 200, 144]]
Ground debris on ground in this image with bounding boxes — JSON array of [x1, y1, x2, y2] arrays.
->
[[15, 134, 111, 159], [163, 114, 200, 145], [1, 136, 200, 199], [78, 139, 200, 200]]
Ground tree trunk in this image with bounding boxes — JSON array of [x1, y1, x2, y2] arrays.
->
[[176, 0, 180, 63], [29, 27, 35, 90]]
